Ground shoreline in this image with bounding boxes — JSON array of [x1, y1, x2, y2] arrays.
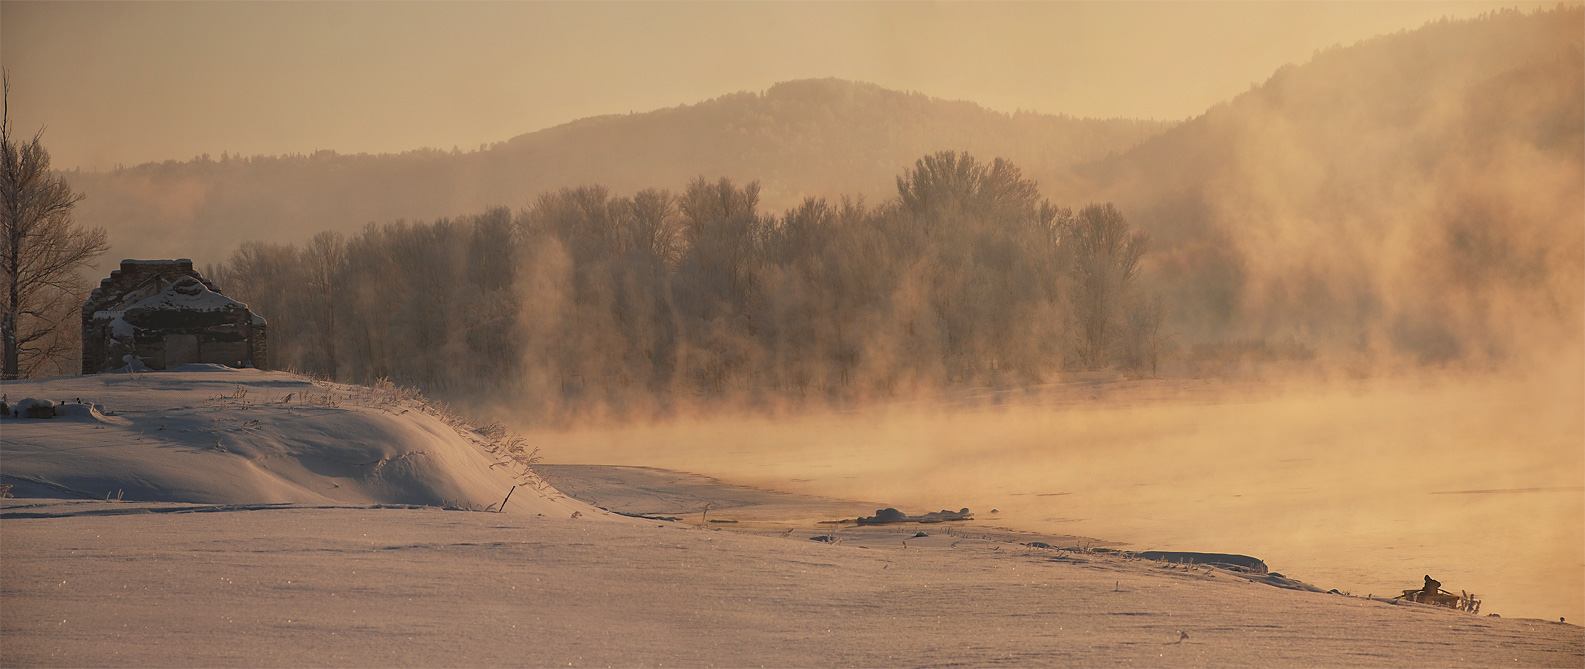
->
[[535, 463, 1332, 592], [525, 371, 1584, 624]]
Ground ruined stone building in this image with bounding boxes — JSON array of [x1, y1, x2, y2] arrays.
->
[[81, 259, 267, 374]]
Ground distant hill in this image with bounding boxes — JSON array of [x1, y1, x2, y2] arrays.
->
[[1083, 6, 1582, 360], [64, 79, 1170, 265]]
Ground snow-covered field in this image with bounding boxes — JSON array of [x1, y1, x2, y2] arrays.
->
[[3, 369, 1581, 666]]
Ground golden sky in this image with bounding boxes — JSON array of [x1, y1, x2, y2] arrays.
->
[[1, 1, 1560, 172]]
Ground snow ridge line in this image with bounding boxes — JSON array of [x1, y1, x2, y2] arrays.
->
[[304, 375, 554, 495], [0, 474, 101, 500], [0, 501, 431, 519]]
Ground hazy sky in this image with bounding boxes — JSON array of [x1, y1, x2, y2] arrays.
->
[[1, 1, 1559, 172]]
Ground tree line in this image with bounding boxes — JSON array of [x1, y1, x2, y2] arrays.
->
[[210, 152, 1160, 419]]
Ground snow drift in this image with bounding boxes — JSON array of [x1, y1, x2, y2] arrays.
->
[[0, 366, 588, 517]]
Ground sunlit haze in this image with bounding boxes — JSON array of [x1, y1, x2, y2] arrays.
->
[[0, 1, 1560, 171], [1, 1, 1580, 661]]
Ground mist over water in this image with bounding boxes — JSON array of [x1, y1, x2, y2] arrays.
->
[[528, 362, 1584, 624]]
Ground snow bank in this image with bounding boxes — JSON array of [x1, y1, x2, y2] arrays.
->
[[0, 369, 591, 518]]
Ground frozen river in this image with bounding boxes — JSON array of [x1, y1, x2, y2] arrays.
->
[[534, 369, 1584, 623]]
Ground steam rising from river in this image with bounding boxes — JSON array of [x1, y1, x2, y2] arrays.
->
[[523, 358, 1583, 624]]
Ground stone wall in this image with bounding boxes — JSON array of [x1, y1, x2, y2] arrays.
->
[[81, 260, 269, 374]]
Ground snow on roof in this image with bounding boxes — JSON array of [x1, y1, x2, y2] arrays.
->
[[120, 258, 193, 265], [125, 276, 245, 313]]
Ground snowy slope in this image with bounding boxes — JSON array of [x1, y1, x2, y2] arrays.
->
[[3, 502, 1581, 667], [0, 367, 590, 518]]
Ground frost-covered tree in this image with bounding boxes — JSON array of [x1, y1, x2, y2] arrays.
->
[[1069, 203, 1149, 370], [891, 151, 1067, 381], [0, 71, 108, 378], [213, 152, 1154, 417]]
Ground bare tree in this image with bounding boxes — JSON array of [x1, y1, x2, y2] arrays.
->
[[301, 230, 346, 376], [625, 188, 681, 268], [1, 70, 108, 379], [223, 241, 299, 369], [1068, 203, 1148, 371], [1119, 293, 1167, 376]]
